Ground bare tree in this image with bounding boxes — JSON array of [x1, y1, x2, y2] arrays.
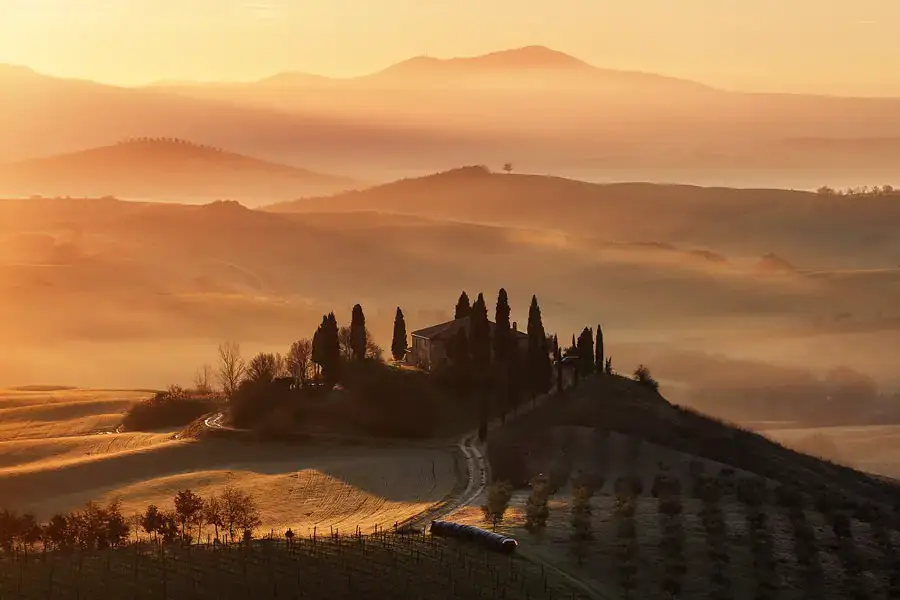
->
[[221, 485, 260, 541], [193, 363, 215, 394], [217, 341, 246, 398], [287, 339, 313, 386], [246, 352, 280, 384], [203, 494, 223, 542], [338, 326, 354, 362]]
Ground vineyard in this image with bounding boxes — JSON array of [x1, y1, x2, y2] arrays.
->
[[0, 530, 591, 600]]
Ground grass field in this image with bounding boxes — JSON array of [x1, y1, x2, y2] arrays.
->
[[0, 388, 459, 535]]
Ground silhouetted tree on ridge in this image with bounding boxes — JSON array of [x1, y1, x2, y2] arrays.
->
[[455, 291, 472, 319], [350, 304, 367, 362], [391, 307, 407, 361], [527, 295, 552, 397], [595, 323, 604, 373]]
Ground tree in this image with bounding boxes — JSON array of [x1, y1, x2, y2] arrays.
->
[[350, 304, 367, 361], [217, 341, 246, 398], [174, 489, 204, 543], [577, 327, 595, 375], [470, 293, 491, 372], [222, 485, 260, 541], [526, 295, 552, 396], [286, 338, 313, 386], [141, 505, 162, 542], [203, 494, 224, 542], [633, 364, 659, 392], [503, 163, 513, 175], [493, 288, 511, 363], [482, 481, 514, 530], [525, 473, 551, 535], [570, 484, 594, 566], [470, 293, 492, 439], [338, 326, 354, 363], [43, 514, 73, 551], [246, 352, 281, 384], [595, 324, 604, 373], [365, 333, 383, 361], [19, 513, 41, 552], [193, 364, 215, 394], [455, 291, 472, 319], [391, 307, 407, 361], [313, 313, 341, 384], [105, 500, 130, 548]]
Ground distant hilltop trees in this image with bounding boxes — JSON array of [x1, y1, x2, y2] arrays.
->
[[116, 137, 225, 153], [816, 184, 897, 197]]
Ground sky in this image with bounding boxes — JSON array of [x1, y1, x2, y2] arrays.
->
[[0, 0, 898, 95]]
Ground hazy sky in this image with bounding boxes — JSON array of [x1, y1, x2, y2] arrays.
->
[[1, 0, 898, 95]]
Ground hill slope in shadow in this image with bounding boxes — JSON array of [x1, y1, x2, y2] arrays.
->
[[0, 139, 356, 204]]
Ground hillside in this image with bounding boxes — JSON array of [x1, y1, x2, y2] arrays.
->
[[468, 374, 900, 599], [0, 139, 356, 204], [1, 191, 898, 397], [268, 168, 900, 269]]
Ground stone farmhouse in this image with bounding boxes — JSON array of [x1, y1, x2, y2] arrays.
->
[[408, 316, 529, 371]]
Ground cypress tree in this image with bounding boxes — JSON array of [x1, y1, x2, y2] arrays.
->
[[471, 293, 491, 440], [595, 324, 604, 373], [493, 289, 511, 362], [577, 327, 594, 375], [470, 293, 491, 374], [322, 312, 341, 383], [553, 335, 563, 394], [391, 307, 407, 361], [349, 304, 367, 361], [312, 315, 327, 380], [527, 295, 552, 396], [455, 291, 472, 320]]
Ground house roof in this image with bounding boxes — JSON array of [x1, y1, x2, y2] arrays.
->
[[411, 316, 529, 341]]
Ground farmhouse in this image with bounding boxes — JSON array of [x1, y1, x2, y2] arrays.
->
[[408, 316, 529, 371]]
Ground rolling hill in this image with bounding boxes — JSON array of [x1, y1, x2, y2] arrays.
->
[[266, 168, 900, 269], [0, 139, 357, 204]]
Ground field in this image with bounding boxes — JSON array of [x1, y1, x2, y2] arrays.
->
[[450, 430, 900, 599], [0, 388, 459, 534]]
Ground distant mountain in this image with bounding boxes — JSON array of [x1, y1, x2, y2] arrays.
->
[[0, 65, 464, 166], [0, 139, 357, 204], [7, 48, 900, 179]]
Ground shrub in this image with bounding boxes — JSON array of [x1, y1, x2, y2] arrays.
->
[[632, 365, 659, 392], [122, 388, 222, 431]]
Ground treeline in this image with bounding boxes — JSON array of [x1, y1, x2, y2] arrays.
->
[[816, 184, 898, 197], [122, 385, 224, 431], [0, 486, 261, 556]]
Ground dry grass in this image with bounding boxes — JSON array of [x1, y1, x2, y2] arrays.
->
[[0, 388, 153, 441], [0, 388, 459, 536]]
